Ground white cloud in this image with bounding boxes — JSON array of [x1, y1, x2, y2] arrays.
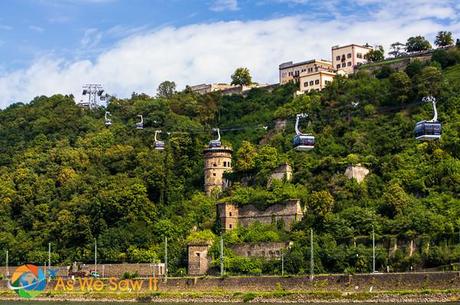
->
[[0, 1, 459, 108], [80, 28, 103, 48], [210, 0, 239, 12]]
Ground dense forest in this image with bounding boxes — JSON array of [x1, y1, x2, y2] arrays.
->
[[0, 47, 460, 276]]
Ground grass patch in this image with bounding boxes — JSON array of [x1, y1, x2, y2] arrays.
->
[[444, 64, 460, 83]]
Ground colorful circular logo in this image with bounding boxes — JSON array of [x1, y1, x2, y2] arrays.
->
[[8, 264, 47, 299]]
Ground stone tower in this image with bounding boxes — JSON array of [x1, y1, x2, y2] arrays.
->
[[203, 146, 233, 195]]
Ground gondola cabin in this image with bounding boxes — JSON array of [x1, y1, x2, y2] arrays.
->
[[136, 122, 143, 130], [414, 120, 441, 141], [208, 140, 222, 148], [154, 141, 165, 150], [293, 135, 315, 151], [105, 119, 112, 127]]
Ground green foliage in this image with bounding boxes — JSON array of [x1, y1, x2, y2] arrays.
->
[[0, 59, 459, 275], [364, 46, 385, 62], [434, 31, 454, 47], [406, 36, 432, 53], [157, 81, 176, 98], [231, 67, 252, 86]]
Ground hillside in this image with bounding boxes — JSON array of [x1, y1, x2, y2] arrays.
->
[[0, 56, 459, 275]]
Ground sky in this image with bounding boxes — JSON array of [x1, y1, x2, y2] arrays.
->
[[0, 0, 459, 108]]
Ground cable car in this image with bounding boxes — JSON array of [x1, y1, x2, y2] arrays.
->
[[104, 111, 112, 127], [414, 96, 441, 141], [136, 115, 144, 130], [154, 130, 165, 150], [293, 113, 315, 151], [208, 128, 221, 148]]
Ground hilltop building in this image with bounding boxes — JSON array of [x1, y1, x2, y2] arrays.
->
[[189, 83, 276, 96], [299, 70, 336, 92], [331, 44, 373, 74], [203, 146, 233, 195], [280, 43, 373, 94], [189, 83, 234, 95], [279, 59, 333, 85]]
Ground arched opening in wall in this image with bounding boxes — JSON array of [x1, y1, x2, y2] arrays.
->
[[229, 212, 232, 216], [229, 224, 232, 229], [223, 161, 227, 167]]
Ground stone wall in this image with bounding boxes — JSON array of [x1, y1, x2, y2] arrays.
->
[[230, 242, 291, 259], [217, 200, 303, 231], [238, 199, 303, 230], [344, 164, 369, 183], [0, 263, 163, 278]]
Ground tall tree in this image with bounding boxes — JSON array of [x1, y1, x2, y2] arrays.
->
[[157, 80, 176, 98], [364, 46, 385, 62], [434, 31, 454, 47], [388, 42, 406, 57], [406, 36, 432, 53], [231, 67, 252, 86]]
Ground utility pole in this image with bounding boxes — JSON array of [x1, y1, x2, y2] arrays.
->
[[5, 250, 9, 278], [94, 238, 97, 273], [310, 229, 314, 280], [372, 226, 376, 273], [281, 252, 284, 276], [164, 237, 168, 282], [48, 243, 51, 269], [220, 235, 224, 276]]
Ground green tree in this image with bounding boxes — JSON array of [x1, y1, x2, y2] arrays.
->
[[236, 141, 257, 172], [157, 80, 176, 98], [414, 66, 443, 97], [309, 190, 334, 218], [364, 46, 384, 62], [389, 71, 412, 103], [434, 31, 454, 47], [406, 36, 432, 53], [231, 67, 252, 86]]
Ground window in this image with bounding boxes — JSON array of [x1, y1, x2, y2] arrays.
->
[[229, 224, 232, 229], [309, 80, 314, 86], [325, 80, 331, 85], [196, 253, 200, 257], [342, 63, 346, 67], [347, 53, 352, 58], [357, 52, 362, 59], [223, 161, 226, 167], [347, 62, 352, 66], [304, 82, 308, 87], [213, 163, 217, 167], [336, 55, 340, 60], [213, 173, 216, 176], [315, 79, 319, 85], [229, 212, 232, 216], [336, 64, 340, 69], [247, 251, 251, 256]]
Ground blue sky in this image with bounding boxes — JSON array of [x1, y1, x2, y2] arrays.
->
[[0, 0, 459, 107]]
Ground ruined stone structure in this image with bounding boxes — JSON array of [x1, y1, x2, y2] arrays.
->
[[344, 164, 369, 183], [230, 242, 292, 259], [217, 200, 303, 231], [187, 242, 212, 275], [203, 146, 233, 195], [268, 163, 292, 186]]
